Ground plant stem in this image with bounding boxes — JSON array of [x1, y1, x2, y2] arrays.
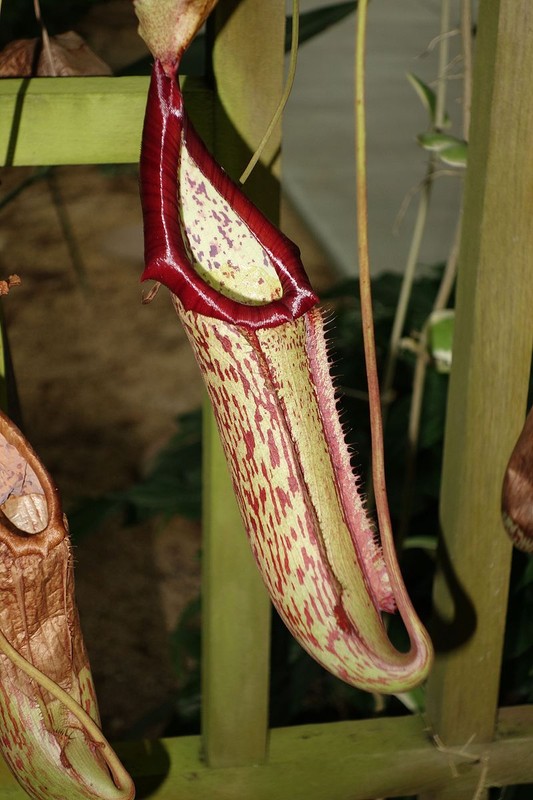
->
[[380, 0, 451, 427], [434, 0, 451, 132], [380, 168, 433, 421], [47, 170, 89, 291], [355, 0, 394, 546], [461, 0, 473, 139], [33, 0, 55, 76], [239, 0, 299, 184], [397, 218, 461, 545], [433, 212, 461, 312], [397, 1, 474, 540]]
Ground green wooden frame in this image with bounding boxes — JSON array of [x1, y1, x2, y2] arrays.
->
[[0, 1, 532, 798]]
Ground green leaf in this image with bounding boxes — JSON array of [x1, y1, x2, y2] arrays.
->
[[402, 536, 438, 552], [427, 309, 454, 374], [417, 132, 463, 152], [285, 2, 358, 51], [394, 685, 426, 713], [437, 143, 468, 167], [419, 370, 448, 449], [407, 73, 451, 128], [417, 133, 468, 167]]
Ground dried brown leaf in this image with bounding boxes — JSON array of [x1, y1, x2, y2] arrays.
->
[[0, 32, 112, 77]]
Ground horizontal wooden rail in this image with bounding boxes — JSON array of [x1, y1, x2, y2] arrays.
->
[[0, 705, 530, 799], [0, 77, 211, 166]]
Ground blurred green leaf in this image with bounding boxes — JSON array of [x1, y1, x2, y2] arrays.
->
[[402, 536, 438, 552], [394, 685, 426, 713], [417, 133, 468, 167], [68, 409, 202, 538], [417, 132, 462, 152], [419, 370, 448, 449], [285, 1, 357, 51], [427, 309, 454, 373], [437, 143, 468, 167], [407, 73, 451, 128]]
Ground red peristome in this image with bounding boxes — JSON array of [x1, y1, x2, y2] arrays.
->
[[139, 59, 318, 329]]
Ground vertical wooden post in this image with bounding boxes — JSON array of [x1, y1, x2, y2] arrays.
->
[[424, 1, 533, 796], [201, 0, 286, 768]]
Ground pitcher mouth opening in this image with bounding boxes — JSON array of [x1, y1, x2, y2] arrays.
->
[[0, 431, 47, 535], [139, 60, 319, 329]]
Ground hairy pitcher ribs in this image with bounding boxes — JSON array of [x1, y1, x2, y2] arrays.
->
[[138, 53, 433, 693]]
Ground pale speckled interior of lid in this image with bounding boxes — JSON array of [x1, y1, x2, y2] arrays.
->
[[179, 147, 283, 306]]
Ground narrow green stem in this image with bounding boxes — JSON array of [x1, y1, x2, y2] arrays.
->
[[397, 0, 473, 539], [381, 167, 433, 423], [397, 216, 461, 544], [435, 0, 451, 131], [432, 212, 461, 312], [355, 0, 393, 544], [397, 332, 429, 545], [33, 0, 56, 75], [239, 0, 299, 184], [461, 0, 473, 139], [380, 0, 451, 425]]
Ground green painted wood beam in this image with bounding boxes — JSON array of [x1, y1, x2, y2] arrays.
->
[[427, 0, 533, 755], [0, 76, 211, 166], [424, 3, 533, 796], [0, 706, 531, 799], [200, 0, 285, 769]]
